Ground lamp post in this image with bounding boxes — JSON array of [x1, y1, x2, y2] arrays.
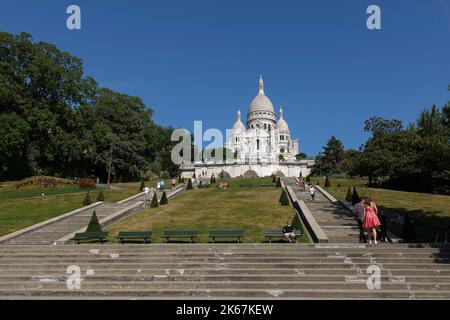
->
[[106, 146, 113, 190]]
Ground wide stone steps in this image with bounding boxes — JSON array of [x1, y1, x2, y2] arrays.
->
[[0, 244, 449, 299]]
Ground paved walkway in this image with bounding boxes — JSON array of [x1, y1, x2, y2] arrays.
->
[[284, 178, 361, 243], [1, 186, 184, 245]]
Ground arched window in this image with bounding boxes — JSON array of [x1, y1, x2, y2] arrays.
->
[[264, 123, 267, 130], [257, 139, 260, 151]]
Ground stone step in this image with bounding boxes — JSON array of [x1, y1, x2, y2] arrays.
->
[[2, 281, 450, 291], [0, 288, 449, 299]]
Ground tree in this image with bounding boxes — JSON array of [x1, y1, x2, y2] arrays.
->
[[86, 211, 102, 232], [276, 177, 281, 188], [324, 176, 331, 188], [96, 190, 105, 202], [139, 180, 145, 191], [186, 178, 193, 190], [279, 189, 289, 206], [351, 187, 361, 205], [345, 187, 352, 203], [82, 191, 92, 206], [295, 152, 307, 160], [313, 136, 344, 176], [150, 193, 159, 208], [160, 191, 168, 205]]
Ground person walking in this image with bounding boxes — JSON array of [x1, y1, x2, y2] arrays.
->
[[353, 196, 367, 243], [309, 185, 316, 201], [362, 196, 381, 245]]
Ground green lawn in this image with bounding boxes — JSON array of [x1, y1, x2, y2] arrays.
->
[[313, 177, 450, 242], [107, 177, 308, 243], [0, 181, 142, 237]]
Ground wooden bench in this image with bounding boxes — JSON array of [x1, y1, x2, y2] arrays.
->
[[72, 232, 109, 244], [116, 231, 152, 244], [162, 230, 198, 243], [208, 230, 244, 243], [198, 183, 210, 189], [264, 229, 301, 243], [259, 183, 276, 187]]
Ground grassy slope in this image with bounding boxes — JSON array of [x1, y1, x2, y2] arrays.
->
[[0, 181, 141, 237], [311, 177, 450, 242], [107, 177, 308, 243]]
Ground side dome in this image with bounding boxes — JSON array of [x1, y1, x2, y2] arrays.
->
[[233, 109, 245, 131], [276, 107, 290, 132]]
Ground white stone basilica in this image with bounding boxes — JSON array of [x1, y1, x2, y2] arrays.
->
[[226, 76, 299, 163], [181, 76, 314, 178]]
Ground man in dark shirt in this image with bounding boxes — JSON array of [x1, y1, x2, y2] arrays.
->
[[283, 222, 296, 243], [353, 197, 367, 243]]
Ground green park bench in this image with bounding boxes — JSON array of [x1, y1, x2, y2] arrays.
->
[[259, 183, 276, 187], [116, 231, 152, 244], [198, 183, 210, 189], [264, 229, 301, 243], [239, 183, 253, 187], [208, 230, 244, 243], [162, 230, 198, 243], [72, 232, 109, 244]]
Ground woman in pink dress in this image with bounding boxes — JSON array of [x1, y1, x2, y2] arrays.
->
[[362, 196, 381, 244]]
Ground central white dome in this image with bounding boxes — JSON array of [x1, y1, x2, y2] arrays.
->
[[248, 76, 275, 114]]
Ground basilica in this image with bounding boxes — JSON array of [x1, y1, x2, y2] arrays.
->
[[181, 76, 314, 178]]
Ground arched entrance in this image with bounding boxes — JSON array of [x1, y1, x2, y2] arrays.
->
[[243, 170, 258, 178]]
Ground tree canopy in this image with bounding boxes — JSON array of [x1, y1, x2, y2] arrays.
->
[[0, 32, 177, 181]]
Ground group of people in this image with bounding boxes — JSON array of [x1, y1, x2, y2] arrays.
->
[[296, 180, 316, 201], [353, 195, 388, 244]]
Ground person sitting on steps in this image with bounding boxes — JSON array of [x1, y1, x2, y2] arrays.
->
[[282, 222, 296, 243]]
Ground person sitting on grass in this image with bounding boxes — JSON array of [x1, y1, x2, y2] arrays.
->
[[282, 222, 296, 243]]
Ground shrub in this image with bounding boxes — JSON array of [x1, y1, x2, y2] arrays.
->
[[82, 191, 92, 206], [317, 180, 320, 186], [150, 193, 159, 208], [276, 177, 281, 188], [345, 187, 352, 203], [79, 178, 96, 189], [160, 170, 170, 179], [86, 211, 102, 232], [272, 175, 276, 183], [402, 212, 417, 241], [324, 176, 331, 188], [305, 176, 311, 183], [210, 176, 216, 183], [96, 190, 105, 202], [351, 187, 361, 205], [160, 191, 168, 205], [187, 178, 193, 190], [178, 175, 184, 183], [139, 180, 146, 191], [299, 171, 303, 178], [15, 176, 77, 189], [279, 189, 289, 206]]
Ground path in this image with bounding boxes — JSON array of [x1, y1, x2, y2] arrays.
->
[[284, 178, 361, 243]]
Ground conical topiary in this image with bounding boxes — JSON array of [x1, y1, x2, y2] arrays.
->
[[324, 176, 331, 188], [272, 175, 276, 183], [178, 175, 183, 183], [352, 187, 361, 205], [276, 177, 281, 188], [305, 175, 311, 183], [187, 178, 193, 190], [82, 191, 92, 206], [345, 187, 352, 203], [86, 211, 102, 232], [279, 189, 289, 206], [150, 193, 159, 208], [96, 190, 105, 202], [139, 179, 145, 191], [299, 171, 303, 178], [160, 191, 168, 205]]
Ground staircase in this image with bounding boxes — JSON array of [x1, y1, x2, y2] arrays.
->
[[0, 244, 449, 299], [284, 178, 360, 243]]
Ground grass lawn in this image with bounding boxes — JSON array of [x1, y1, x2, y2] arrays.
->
[[311, 177, 450, 242], [107, 177, 308, 243], [0, 181, 143, 237]]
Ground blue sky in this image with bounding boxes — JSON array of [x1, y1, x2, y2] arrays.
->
[[1, 0, 449, 156]]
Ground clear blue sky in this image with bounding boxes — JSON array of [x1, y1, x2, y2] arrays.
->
[[1, 0, 449, 156]]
